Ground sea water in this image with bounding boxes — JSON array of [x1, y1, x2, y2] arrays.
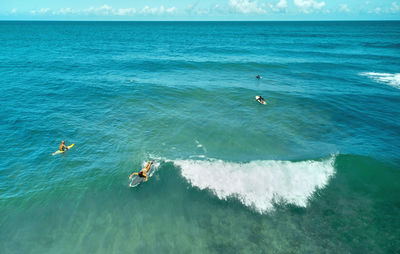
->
[[0, 21, 399, 253]]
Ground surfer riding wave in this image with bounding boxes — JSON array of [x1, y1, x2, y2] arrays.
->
[[129, 161, 153, 182]]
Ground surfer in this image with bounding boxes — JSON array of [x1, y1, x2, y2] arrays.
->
[[256, 96, 265, 103], [52, 142, 74, 156], [256, 75, 261, 79], [59, 141, 68, 151], [129, 161, 153, 182]]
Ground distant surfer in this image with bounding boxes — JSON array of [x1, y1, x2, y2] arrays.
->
[[256, 75, 262, 79], [129, 161, 153, 182], [59, 141, 69, 151], [256, 96, 266, 104], [52, 141, 74, 156]]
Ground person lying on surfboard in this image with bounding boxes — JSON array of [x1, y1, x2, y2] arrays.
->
[[256, 96, 265, 103], [129, 161, 153, 182], [59, 141, 69, 151]]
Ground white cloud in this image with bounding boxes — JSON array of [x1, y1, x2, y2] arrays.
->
[[16, 1, 400, 18], [28, 5, 177, 17], [229, 0, 267, 14], [166, 7, 178, 14], [367, 2, 400, 14], [375, 7, 381, 13], [196, 7, 211, 15], [186, 3, 223, 16], [186, 2, 199, 13], [213, 4, 226, 14], [277, 0, 288, 9], [115, 8, 137, 16], [294, 0, 325, 13], [391, 2, 400, 13], [140, 5, 177, 15], [85, 5, 113, 15], [141, 6, 159, 14], [339, 4, 350, 12], [30, 8, 51, 15], [52, 8, 79, 15], [270, 0, 288, 12]]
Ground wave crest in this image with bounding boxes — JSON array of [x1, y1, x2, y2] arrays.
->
[[172, 156, 336, 213], [361, 72, 400, 89]]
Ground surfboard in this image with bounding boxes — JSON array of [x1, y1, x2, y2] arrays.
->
[[255, 96, 266, 105], [129, 161, 154, 188], [52, 144, 74, 156]]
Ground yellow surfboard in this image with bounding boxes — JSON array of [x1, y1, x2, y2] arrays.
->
[[52, 144, 74, 156]]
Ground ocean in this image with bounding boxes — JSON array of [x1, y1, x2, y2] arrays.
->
[[0, 21, 399, 253]]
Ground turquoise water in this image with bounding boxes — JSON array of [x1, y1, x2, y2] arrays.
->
[[0, 21, 399, 253]]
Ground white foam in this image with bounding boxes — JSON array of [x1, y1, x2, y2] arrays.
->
[[189, 155, 206, 159], [361, 72, 400, 89], [195, 140, 207, 153], [172, 157, 336, 213]]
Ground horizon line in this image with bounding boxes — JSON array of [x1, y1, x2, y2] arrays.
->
[[1, 19, 400, 22]]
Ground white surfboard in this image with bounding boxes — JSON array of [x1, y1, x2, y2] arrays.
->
[[129, 161, 154, 187], [255, 96, 266, 105]]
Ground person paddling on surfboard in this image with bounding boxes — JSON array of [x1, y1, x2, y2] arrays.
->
[[129, 161, 153, 182], [256, 96, 265, 103], [59, 141, 69, 151]]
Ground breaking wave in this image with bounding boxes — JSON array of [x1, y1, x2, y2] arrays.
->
[[171, 156, 336, 213], [361, 72, 400, 90]]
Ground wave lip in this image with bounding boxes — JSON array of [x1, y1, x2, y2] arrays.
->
[[361, 72, 400, 89], [173, 156, 336, 213]]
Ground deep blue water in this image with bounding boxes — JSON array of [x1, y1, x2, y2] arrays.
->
[[0, 21, 399, 253]]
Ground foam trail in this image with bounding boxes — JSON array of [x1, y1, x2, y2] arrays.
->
[[173, 156, 336, 213], [361, 72, 400, 89], [195, 140, 207, 153]]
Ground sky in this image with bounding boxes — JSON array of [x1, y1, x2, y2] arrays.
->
[[0, 0, 399, 20]]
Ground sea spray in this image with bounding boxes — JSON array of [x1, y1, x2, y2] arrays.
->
[[361, 72, 400, 89], [171, 156, 336, 213]]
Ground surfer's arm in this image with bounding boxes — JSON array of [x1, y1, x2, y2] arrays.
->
[[144, 161, 153, 172], [129, 172, 138, 179], [145, 174, 148, 182]]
